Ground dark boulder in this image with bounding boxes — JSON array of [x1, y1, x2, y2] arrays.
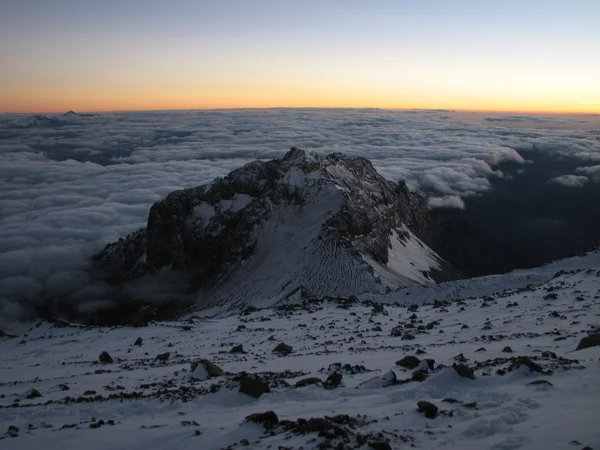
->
[[453, 363, 475, 379], [417, 401, 438, 419], [239, 377, 270, 399], [155, 352, 170, 362], [99, 351, 113, 364], [395, 355, 421, 369], [273, 343, 293, 354], [576, 334, 600, 351], [295, 377, 322, 388], [244, 411, 279, 429]]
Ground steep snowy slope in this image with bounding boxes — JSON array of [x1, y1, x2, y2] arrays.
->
[[95, 148, 455, 312], [1, 253, 599, 450]]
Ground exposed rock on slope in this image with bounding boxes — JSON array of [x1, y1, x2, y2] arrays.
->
[[94, 148, 455, 309]]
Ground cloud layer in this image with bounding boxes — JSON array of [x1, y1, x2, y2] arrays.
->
[[1, 109, 599, 326]]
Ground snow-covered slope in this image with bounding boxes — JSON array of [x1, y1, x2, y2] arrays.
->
[[1, 254, 599, 449], [94, 148, 455, 313]]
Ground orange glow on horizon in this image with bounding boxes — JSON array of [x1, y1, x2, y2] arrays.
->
[[1, 84, 598, 115]]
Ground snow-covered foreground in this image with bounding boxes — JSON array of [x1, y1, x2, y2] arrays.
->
[[1, 263, 599, 449]]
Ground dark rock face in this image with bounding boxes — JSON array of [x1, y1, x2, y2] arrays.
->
[[93, 148, 455, 315]]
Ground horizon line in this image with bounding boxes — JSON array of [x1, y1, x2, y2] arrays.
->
[[2, 106, 599, 116]]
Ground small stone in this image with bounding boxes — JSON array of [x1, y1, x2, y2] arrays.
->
[[26, 388, 42, 399], [155, 352, 170, 362], [475, 347, 486, 352], [368, 441, 392, 450], [526, 380, 553, 386], [401, 333, 415, 340], [244, 411, 279, 429], [230, 344, 244, 353], [502, 346, 513, 353], [512, 356, 543, 373], [99, 351, 113, 364], [295, 377, 322, 388], [191, 359, 223, 377], [417, 400, 438, 419]]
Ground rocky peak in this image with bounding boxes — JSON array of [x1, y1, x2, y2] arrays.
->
[[93, 148, 456, 311]]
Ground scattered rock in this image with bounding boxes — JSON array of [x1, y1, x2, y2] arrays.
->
[[295, 377, 322, 388], [134, 337, 143, 346], [502, 346, 513, 353], [191, 359, 223, 378], [99, 351, 113, 364], [401, 333, 415, 341], [273, 343, 293, 354], [411, 371, 427, 382], [155, 352, 170, 362], [368, 441, 392, 450], [527, 380, 553, 386], [244, 411, 279, 429], [453, 363, 475, 379], [511, 356, 543, 373], [26, 388, 42, 399], [390, 326, 403, 337], [230, 344, 244, 354], [395, 355, 421, 369], [417, 401, 438, 419], [324, 371, 343, 389]]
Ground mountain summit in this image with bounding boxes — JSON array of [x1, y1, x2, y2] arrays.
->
[[94, 148, 455, 310]]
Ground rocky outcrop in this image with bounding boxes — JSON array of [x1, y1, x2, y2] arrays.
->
[[93, 148, 456, 311]]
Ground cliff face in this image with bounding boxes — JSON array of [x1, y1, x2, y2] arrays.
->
[[93, 148, 456, 310]]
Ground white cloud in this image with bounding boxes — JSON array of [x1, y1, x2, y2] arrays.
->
[[0, 108, 599, 325], [548, 174, 589, 188], [427, 196, 466, 210], [576, 165, 600, 182]]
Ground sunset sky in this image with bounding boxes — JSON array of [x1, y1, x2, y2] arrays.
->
[[1, 0, 599, 113]]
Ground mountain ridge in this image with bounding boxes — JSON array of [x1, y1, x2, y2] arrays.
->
[[94, 148, 456, 313]]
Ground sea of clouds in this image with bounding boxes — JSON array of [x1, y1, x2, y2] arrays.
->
[[1, 108, 599, 326]]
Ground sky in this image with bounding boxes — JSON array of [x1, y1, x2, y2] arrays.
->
[[0, 0, 599, 113]]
